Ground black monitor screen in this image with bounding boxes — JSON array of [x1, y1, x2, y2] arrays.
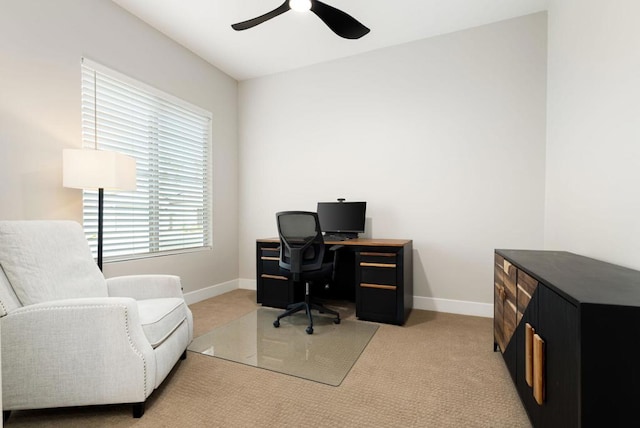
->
[[316, 201, 366, 234]]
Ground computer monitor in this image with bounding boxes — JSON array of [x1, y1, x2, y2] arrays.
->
[[316, 201, 366, 239]]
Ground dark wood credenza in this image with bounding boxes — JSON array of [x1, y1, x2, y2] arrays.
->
[[494, 249, 640, 427]]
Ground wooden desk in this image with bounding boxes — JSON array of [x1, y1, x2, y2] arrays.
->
[[256, 238, 413, 325]]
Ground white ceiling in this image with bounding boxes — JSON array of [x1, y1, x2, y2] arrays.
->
[[112, 0, 548, 81]]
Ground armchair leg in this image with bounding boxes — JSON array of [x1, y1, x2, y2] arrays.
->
[[133, 402, 145, 418], [4, 410, 11, 423], [181, 349, 188, 360]]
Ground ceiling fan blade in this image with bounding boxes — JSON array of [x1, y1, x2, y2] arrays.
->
[[310, 0, 370, 39], [231, 1, 291, 31]]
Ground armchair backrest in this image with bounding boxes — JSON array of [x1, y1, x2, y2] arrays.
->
[[0, 221, 107, 308], [276, 211, 325, 281]]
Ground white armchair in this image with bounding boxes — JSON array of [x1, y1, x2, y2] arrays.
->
[[0, 221, 193, 419]]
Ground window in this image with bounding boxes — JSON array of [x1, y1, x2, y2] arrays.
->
[[81, 58, 212, 261]]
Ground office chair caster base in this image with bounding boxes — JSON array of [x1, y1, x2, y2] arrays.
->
[[306, 326, 314, 334], [273, 320, 280, 328], [334, 318, 341, 324]]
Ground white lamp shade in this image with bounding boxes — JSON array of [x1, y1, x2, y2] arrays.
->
[[63, 149, 137, 191], [290, 0, 312, 12]]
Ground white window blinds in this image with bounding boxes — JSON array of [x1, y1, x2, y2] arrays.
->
[[81, 58, 212, 261]]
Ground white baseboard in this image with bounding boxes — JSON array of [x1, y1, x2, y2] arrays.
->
[[413, 296, 493, 318], [238, 278, 257, 290], [184, 278, 492, 318], [183, 279, 239, 305]]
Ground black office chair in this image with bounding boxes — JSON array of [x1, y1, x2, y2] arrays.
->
[[272, 211, 341, 334]]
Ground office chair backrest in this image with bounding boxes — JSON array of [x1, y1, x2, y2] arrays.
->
[[276, 211, 325, 280]]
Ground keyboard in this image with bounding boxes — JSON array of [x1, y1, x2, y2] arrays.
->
[[323, 234, 349, 241]]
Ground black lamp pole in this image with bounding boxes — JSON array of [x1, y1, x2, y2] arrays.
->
[[97, 187, 104, 271]]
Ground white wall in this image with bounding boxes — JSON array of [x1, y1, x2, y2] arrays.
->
[[0, 0, 239, 294], [239, 13, 548, 309], [545, 0, 640, 269]]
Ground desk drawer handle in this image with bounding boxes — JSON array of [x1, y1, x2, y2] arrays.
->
[[261, 257, 279, 261], [261, 274, 288, 281], [360, 262, 397, 268], [360, 283, 397, 290], [360, 252, 396, 257]]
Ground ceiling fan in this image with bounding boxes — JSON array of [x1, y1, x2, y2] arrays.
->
[[231, 0, 370, 40]]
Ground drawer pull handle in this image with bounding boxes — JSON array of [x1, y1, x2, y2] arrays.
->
[[261, 256, 279, 261], [525, 323, 534, 387], [533, 333, 545, 405], [360, 252, 396, 257], [360, 262, 397, 268], [261, 274, 288, 281], [360, 283, 396, 290]]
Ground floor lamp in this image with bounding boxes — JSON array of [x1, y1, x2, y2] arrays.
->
[[63, 148, 137, 270]]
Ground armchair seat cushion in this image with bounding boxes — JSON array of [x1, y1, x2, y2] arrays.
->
[[137, 298, 188, 348]]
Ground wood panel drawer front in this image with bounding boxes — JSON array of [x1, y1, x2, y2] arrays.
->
[[518, 270, 538, 296], [494, 257, 517, 353], [517, 270, 538, 323], [503, 298, 517, 344], [494, 263, 506, 352], [504, 264, 517, 306]]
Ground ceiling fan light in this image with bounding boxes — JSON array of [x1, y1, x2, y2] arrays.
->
[[289, 0, 312, 12]]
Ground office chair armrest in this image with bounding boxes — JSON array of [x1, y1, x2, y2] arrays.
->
[[289, 247, 303, 274], [328, 245, 344, 252]]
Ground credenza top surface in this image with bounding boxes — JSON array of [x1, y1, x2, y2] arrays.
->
[[496, 249, 640, 307]]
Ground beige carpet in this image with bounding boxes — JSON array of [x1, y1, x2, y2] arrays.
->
[[6, 289, 531, 427]]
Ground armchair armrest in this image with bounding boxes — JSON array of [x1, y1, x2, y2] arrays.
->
[[107, 275, 184, 300], [2, 297, 156, 408]]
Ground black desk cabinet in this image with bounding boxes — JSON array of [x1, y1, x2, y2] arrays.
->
[[494, 249, 640, 427], [355, 244, 413, 325], [257, 238, 413, 325], [256, 241, 299, 309]]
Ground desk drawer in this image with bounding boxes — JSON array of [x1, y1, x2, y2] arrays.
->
[[260, 274, 290, 309], [261, 246, 279, 257], [359, 252, 397, 265], [359, 252, 397, 287], [356, 250, 400, 324], [357, 284, 397, 324], [260, 256, 281, 275]]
